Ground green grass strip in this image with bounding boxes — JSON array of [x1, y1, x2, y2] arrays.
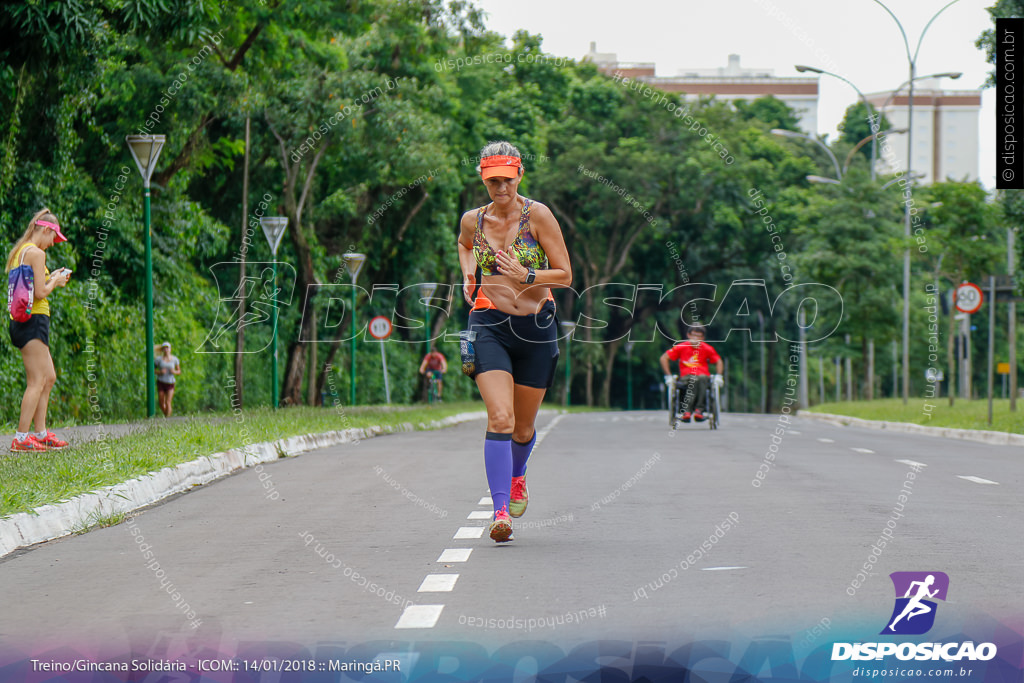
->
[[804, 398, 1024, 434], [0, 402, 486, 518]]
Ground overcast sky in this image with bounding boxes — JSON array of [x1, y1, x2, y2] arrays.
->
[[470, 0, 996, 188]]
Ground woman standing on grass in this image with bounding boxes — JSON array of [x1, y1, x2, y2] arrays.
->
[[457, 141, 572, 543], [6, 208, 71, 452]]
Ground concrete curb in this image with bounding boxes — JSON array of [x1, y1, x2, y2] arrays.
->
[[0, 410, 492, 559], [797, 411, 1024, 447]]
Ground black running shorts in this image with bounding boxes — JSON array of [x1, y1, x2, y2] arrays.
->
[[8, 314, 50, 349], [468, 300, 559, 389]]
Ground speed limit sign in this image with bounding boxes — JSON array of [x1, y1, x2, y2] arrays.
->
[[955, 282, 983, 314], [368, 315, 393, 340]]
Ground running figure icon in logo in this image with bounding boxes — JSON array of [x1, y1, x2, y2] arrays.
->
[[881, 571, 950, 635]]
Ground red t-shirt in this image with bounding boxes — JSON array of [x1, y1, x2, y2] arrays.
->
[[425, 352, 446, 371], [666, 342, 721, 377]]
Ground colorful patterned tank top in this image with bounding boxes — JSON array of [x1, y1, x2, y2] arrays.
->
[[473, 198, 548, 276]]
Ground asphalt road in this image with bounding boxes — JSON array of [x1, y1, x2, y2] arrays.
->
[[1, 410, 1021, 661]]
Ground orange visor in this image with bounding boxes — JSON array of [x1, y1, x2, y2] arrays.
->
[[480, 155, 522, 180]]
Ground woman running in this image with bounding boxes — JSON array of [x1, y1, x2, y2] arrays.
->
[[457, 141, 572, 542], [155, 341, 182, 417], [6, 208, 71, 452]]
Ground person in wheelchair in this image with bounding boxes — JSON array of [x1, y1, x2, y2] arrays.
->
[[659, 323, 723, 422]]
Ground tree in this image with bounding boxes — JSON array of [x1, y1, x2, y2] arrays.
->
[[734, 96, 802, 131], [919, 182, 1003, 403], [977, 0, 1024, 86], [838, 102, 892, 162]]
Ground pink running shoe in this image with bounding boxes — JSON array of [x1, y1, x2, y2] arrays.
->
[[489, 507, 514, 543], [509, 476, 529, 518]]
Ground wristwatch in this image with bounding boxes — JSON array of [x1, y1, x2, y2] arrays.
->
[[523, 267, 536, 284]]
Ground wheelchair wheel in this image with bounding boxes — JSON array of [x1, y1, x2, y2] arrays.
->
[[708, 384, 721, 430], [668, 384, 678, 429]]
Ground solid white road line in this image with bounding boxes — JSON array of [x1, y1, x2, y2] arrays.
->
[[895, 459, 928, 468], [418, 574, 459, 592], [467, 510, 492, 520], [437, 548, 473, 562], [535, 413, 566, 447], [957, 475, 999, 485], [453, 527, 484, 539], [394, 605, 444, 629], [851, 448, 875, 454]]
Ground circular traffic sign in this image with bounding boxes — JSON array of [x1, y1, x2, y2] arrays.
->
[[955, 283, 983, 314], [368, 315, 393, 340]]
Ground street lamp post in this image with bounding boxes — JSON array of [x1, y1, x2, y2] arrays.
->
[[870, 0, 963, 403], [260, 217, 288, 409], [795, 65, 880, 179], [798, 309, 809, 409], [792, 64, 961, 180], [561, 321, 576, 407], [1010, 227, 1018, 411], [344, 253, 367, 406], [757, 311, 766, 412], [126, 135, 166, 418], [625, 341, 635, 411], [419, 282, 438, 357]]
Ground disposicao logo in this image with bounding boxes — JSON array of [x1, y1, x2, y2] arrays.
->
[[831, 571, 997, 662], [882, 571, 948, 635]]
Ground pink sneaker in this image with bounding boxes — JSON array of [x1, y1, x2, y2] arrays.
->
[[37, 431, 68, 449], [11, 434, 47, 452], [510, 476, 529, 518], [489, 507, 514, 543]]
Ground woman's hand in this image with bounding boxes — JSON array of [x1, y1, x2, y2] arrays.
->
[[51, 268, 71, 287], [463, 271, 477, 305], [494, 250, 528, 282]]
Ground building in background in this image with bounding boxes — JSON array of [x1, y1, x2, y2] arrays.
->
[[584, 44, 819, 135], [866, 80, 981, 184]]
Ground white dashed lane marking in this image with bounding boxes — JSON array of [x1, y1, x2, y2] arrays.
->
[[817, 438, 835, 443], [895, 459, 927, 468], [957, 476, 999, 485], [397, 412, 565, 630], [702, 566, 748, 571], [418, 574, 459, 592], [437, 549, 473, 563], [851, 448, 875, 454], [453, 527, 484, 540], [394, 605, 445, 629]]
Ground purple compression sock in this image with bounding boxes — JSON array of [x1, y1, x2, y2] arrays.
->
[[484, 432, 512, 512], [511, 431, 536, 478]]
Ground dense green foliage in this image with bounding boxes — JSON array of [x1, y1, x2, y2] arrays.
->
[[0, 0, 1014, 427]]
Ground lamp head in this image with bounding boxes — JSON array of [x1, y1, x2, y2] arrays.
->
[[125, 135, 167, 185], [418, 282, 438, 300], [260, 216, 289, 256], [343, 253, 367, 282]]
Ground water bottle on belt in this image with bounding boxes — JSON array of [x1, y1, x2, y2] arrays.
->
[[459, 330, 477, 377]]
